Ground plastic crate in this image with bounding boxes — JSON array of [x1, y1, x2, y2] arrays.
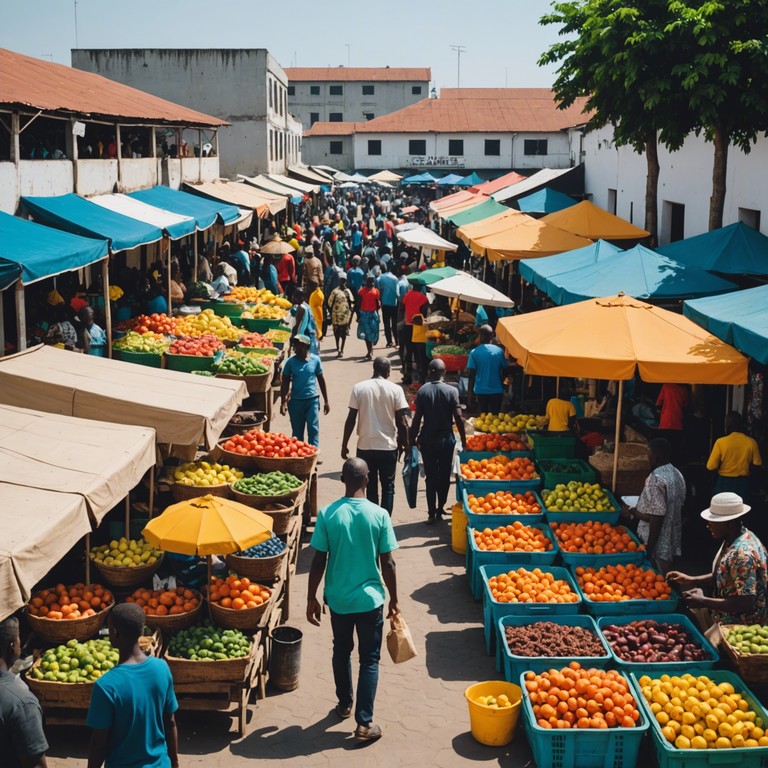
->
[[528, 430, 578, 460], [554, 525, 646, 568], [458, 450, 540, 494], [163, 352, 216, 372], [596, 614, 719, 675], [539, 459, 598, 488], [462, 487, 545, 529], [113, 349, 164, 368], [542, 486, 622, 525], [242, 317, 285, 333], [630, 669, 768, 768], [522, 671, 649, 768], [210, 301, 246, 318]]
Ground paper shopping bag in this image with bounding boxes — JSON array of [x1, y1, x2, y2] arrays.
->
[[386, 613, 417, 664]]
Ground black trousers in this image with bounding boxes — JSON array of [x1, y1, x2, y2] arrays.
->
[[420, 435, 456, 517], [381, 305, 398, 346], [356, 448, 397, 515], [476, 392, 503, 414]]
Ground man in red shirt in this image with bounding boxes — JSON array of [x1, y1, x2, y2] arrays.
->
[[401, 283, 428, 384], [656, 382, 689, 463], [357, 276, 381, 362], [277, 249, 297, 299]]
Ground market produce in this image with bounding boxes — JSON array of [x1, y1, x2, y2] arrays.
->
[[574, 564, 673, 603], [461, 454, 538, 481], [208, 575, 271, 610], [600, 620, 710, 663], [129, 313, 177, 335], [542, 482, 617, 513], [240, 305, 286, 320], [239, 332, 275, 349], [126, 586, 201, 616], [167, 335, 225, 357], [222, 430, 318, 457], [238, 533, 287, 559], [167, 623, 253, 660], [474, 693, 516, 710], [464, 433, 527, 452], [541, 461, 587, 474], [431, 344, 466, 356], [473, 523, 552, 553], [27, 583, 113, 620], [466, 491, 542, 515], [550, 522, 643, 555], [265, 328, 291, 344], [487, 567, 580, 604], [113, 331, 170, 354], [505, 621, 605, 658], [212, 355, 269, 376], [723, 624, 768, 654], [172, 460, 244, 487], [475, 412, 547, 433], [228, 349, 276, 366], [174, 310, 245, 342], [187, 281, 212, 300], [233, 471, 303, 496], [525, 663, 641, 729], [638, 673, 768, 748], [90, 537, 161, 567], [29, 638, 120, 682], [229, 286, 291, 307]]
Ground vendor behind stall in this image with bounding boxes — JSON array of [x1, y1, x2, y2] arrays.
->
[[77, 306, 107, 357], [707, 411, 762, 500], [545, 383, 577, 433]]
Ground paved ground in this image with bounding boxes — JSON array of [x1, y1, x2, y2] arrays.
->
[[46, 331, 533, 767]]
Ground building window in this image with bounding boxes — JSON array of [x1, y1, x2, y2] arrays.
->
[[412, 86, 422, 95], [368, 140, 382, 156], [280, 132, 284, 160], [448, 139, 464, 156], [310, 85, 320, 95], [287, 85, 295, 96], [739, 207, 761, 231], [268, 79, 273, 109], [330, 141, 343, 155], [663, 201, 686, 243], [329, 113, 343, 122], [362, 84, 374, 96], [607, 188, 617, 215], [364, 113, 374, 121], [409, 139, 427, 155], [310, 112, 319, 126], [524, 139, 548, 156], [484, 139, 500, 156], [329, 84, 343, 96]]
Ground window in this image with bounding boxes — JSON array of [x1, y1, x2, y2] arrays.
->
[[329, 113, 343, 122], [412, 85, 422, 95], [310, 112, 319, 126], [368, 140, 382, 156], [739, 207, 762, 231], [409, 139, 427, 155], [330, 140, 343, 155], [362, 84, 374, 96], [310, 85, 320, 95], [269, 79, 273, 109], [287, 85, 295, 96], [329, 84, 343, 96], [524, 139, 548, 156], [484, 139, 500, 156], [607, 188, 617, 215], [364, 112, 374, 121], [662, 201, 685, 243], [448, 139, 464, 156]]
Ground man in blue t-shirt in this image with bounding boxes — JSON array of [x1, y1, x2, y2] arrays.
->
[[87, 603, 178, 768], [280, 334, 330, 447], [307, 458, 399, 742], [466, 324, 509, 414], [377, 264, 400, 348]]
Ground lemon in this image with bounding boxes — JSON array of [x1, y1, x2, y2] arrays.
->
[[656, 712, 670, 726], [718, 722, 733, 739], [680, 725, 696, 741], [715, 737, 732, 749], [703, 728, 718, 742], [675, 736, 691, 749], [691, 736, 708, 749]]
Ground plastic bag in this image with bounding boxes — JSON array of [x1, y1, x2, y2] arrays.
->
[[386, 613, 417, 664], [402, 446, 420, 508]]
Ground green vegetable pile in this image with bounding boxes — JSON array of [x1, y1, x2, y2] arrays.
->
[[541, 461, 583, 473], [114, 331, 170, 354], [212, 356, 269, 376], [168, 624, 252, 661], [234, 471, 303, 496], [432, 344, 467, 356], [30, 638, 119, 683], [187, 281, 212, 300]]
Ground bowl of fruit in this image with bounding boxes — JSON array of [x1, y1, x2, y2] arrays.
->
[[230, 471, 306, 506], [218, 430, 319, 474], [126, 586, 203, 632], [26, 583, 115, 643], [226, 533, 288, 582], [211, 353, 273, 393], [165, 624, 255, 683], [205, 575, 273, 630], [89, 537, 164, 588], [169, 460, 244, 501]]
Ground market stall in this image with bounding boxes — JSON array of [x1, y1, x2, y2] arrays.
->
[[519, 240, 621, 293], [184, 179, 287, 217], [542, 200, 650, 242], [442, 198, 509, 226], [517, 187, 578, 215], [396, 225, 458, 252]]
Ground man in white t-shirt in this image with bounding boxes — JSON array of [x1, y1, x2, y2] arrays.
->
[[341, 357, 410, 516]]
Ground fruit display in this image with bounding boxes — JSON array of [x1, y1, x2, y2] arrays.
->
[[472, 523, 553, 553], [487, 567, 580, 604], [229, 286, 292, 307], [473, 693, 516, 710], [464, 433, 528, 452], [211, 355, 269, 376], [239, 332, 275, 349], [221, 430, 318, 458], [167, 624, 253, 660], [460, 454, 538, 481], [550, 522, 643, 555], [29, 638, 120, 682], [505, 621, 606, 658], [466, 491, 542, 515], [265, 328, 291, 344], [174, 310, 245, 342], [525, 663, 642, 729], [27, 583, 113, 620], [90, 538, 161, 567], [475, 412, 547, 433], [127, 313, 177, 335], [232, 471, 303, 496], [208, 575, 271, 610], [600, 620, 711, 664], [172, 461, 244, 487], [722, 624, 768, 655], [126, 586, 201, 617], [638, 673, 768, 748], [238, 533, 287, 559], [113, 331, 170, 354], [240, 305, 286, 320], [167, 335, 226, 357], [574, 564, 673, 603], [542, 482, 617, 513]]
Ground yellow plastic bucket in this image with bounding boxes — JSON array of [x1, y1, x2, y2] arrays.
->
[[464, 681, 522, 747], [451, 502, 468, 554]]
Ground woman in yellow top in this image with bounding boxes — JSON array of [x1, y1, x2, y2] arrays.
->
[[411, 313, 428, 384], [308, 286, 325, 341], [545, 384, 577, 432], [707, 411, 762, 500]]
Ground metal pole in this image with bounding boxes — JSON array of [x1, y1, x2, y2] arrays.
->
[[148, 465, 155, 519], [102, 257, 113, 358], [15, 282, 26, 351], [611, 379, 625, 492], [193, 233, 199, 282], [85, 533, 91, 586], [167, 240, 172, 314]]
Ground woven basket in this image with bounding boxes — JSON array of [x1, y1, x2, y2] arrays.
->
[[204, 586, 272, 630], [242, 451, 319, 476], [229, 479, 307, 508], [221, 411, 267, 438], [164, 645, 254, 684], [143, 593, 204, 634], [27, 600, 114, 644], [170, 482, 231, 502], [25, 660, 96, 707], [215, 444, 259, 470], [260, 501, 300, 536], [718, 625, 768, 683], [92, 553, 164, 589], [225, 550, 287, 583]]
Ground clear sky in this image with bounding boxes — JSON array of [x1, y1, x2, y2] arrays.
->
[[1, 0, 563, 90]]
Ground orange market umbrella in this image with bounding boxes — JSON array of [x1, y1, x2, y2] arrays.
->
[[471, 216, 594, 260], [542, 200, 650, 241], [456, 209, 532, 247]]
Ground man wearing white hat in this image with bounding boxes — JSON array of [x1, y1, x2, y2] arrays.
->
[[668, 493, 768, 626]]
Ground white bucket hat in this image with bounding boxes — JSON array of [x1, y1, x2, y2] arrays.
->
[[700, 492, 751, 523]]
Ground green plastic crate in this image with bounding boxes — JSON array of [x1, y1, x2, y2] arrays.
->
[[210, 301, 246, 318], [113, 349, 164, 368], [164, 352, 216, 373], [539, 458, 598, 488], [242, 317, 285, 333], [542, 485, 622, 524], [528, 430, 578, 460]]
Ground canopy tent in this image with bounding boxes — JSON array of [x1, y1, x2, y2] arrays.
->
[[456, 209, 532, 246], [657, 222, 768, 276], [436, 173, 464, 186], [396, 225, 458, 252], [402, 172, 437, 185], [444, 198, 509, 227], [184, 180, 286, 216], [240, 174, 302, 203], [456, 171, 484, 187], [543, 201, 650, 241], [349, 172, 369, 184], [406, 266, 458, 285], [333, 172, 355, 183], [472, 171, 527, 196], [89, 194, 196, 240], [517, 188, 577, 215], [289, 164, 334, 184], [368, 169, 402, 183], [429, 272, 515, 308], [519, 240, 622, 292], [430, 189, 482, 213], [400, 205, 421, 215], [269, 173, 320, 194], [127, 185, 240, 228], [493, 167, 578, 202], [435, 194, 491, 218], [684, 284, 768, 365], [470, 217, 593, 260]]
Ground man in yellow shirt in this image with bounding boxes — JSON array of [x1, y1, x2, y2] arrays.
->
[[707, 411, 762, 499], [309, 286, 325, 341], [545, 385, 577, 432], [411, 314, 428, 384]]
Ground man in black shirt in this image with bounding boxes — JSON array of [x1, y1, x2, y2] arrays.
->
[[410, 359, 467, 524]]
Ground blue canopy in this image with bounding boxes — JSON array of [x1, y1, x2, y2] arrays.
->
[[21, 194, 162, 253], [542, 244, 738, 305], [456, 171, 484, 187], [657, 222, 768, 275], [684, 285, 768, 365], [517, 188, 577, 214], [0, 210, 108, 290], [436, 173, 464, 186], [519, 240, 622, 292], [127, 186, 240, 229], [402, 172, 437, 185]]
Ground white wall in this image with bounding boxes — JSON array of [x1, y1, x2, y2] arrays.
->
[[0, 163, 18, 214], [303, 136, 354, 172], [77, 159, 119, 196], [18, 160, 73, 198]]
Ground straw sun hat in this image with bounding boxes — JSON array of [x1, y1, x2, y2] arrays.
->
[[700, 492, 751, 523]]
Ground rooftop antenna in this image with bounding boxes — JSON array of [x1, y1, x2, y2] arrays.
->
[[450, 44, 466, 89], [74, 0, 79, 48], [345, 43, 351, 68]]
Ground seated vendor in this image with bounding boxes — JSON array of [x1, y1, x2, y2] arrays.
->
[[210, 263, 232, 296], [77, 306, 107, 357]]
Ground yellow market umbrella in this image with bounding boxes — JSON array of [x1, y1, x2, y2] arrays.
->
[[472, 216, 594, 260], [542, 200, 650, 241], [456, 209, 532, 247]]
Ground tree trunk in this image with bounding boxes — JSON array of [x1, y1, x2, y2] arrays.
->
[[709, 127, 728, 231], [644, 134, 660, 246]]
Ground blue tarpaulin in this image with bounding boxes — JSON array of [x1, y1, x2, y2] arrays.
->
[[402, 172, 437, 185], [0, 210, 108, 290], [519, 240, 622, 292], [436, 173, 464, 186], [684, 285, 768, 365], [21, 194, 162, 253], [456, 172, 484, 187], [127, 186, 240, 229], [517, 188, 577, 214]]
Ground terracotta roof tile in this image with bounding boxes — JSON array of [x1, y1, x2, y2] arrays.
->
[[304, 122, 363, 137], [441, 87, 559, 99], [286, 67, 431, 82]]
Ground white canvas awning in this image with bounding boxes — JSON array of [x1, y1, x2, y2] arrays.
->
[[396, 225, 458, 252], [289, 164, 334, 184], [269, 173, 319, 194], [492, 168, 575, 202], [89, 194, 197, 239], [240, 175, 300, 199], [428, 272, 515, 308]]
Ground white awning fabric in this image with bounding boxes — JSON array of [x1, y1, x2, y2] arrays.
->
[[492, 168, 575, 202], [396, 225, 458, 252], [89, 194, 196, 240], [428, 272, 515, 308]]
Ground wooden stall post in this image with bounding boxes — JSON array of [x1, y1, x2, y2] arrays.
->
[[125, 494, 131, 539], [611, 379, 625, 492], [15, 281, 26, 351], [102, 257, 113, 359], [193, 232, 199, 283], [166, 239, 172, 314], [148, 465, 155, 519]]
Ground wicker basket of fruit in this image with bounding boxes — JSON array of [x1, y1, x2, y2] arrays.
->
[[89, 538, 164, 588], [168, 460, 243, 502], [717, 624, 768, 683], [205, 577, 273, 630], [222, 411, 267, 438], [26, 584, 115, 643], [225, 535, 288, 582], [230, 474, 307, 507], [127, 587, 204, 634], [217, 431, 319, 474]]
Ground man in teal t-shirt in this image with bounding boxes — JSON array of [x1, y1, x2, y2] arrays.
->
[[467, 324, 509, 414], [307, 457, 399, 742]]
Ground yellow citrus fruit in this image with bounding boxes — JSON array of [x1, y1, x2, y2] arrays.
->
[[691, 736, 708, 749]]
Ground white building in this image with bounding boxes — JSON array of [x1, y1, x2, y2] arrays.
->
[[285, 67, 431, 130], [72, 49, 303, 179]]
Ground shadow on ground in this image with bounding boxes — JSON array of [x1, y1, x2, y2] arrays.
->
[[423, 628, 495, 682]]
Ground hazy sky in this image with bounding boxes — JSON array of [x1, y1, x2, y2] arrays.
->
[[2, 0, 563, 90]]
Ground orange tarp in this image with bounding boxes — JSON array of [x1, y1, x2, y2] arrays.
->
[[456, 209, 532, 246], [471, 217, 593, 260], [429, 190, 483, 213], [542, 201, 650, 241], [471, 171, 526, 196]]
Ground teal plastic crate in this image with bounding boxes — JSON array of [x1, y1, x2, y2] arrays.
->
[[462, 487, 545, 529], [542, 486, 622, 525], [242, 317, 285, 333], [539, 458, 598, 488], [630, 669, 768, 768], [555, 524, 646, 568], [528, 430, 578, 460], [522, 670, 649, 768], [596, 614, 718, 675]]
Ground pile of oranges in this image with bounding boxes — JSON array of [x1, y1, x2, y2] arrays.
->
[[466, 491, 541, 515], [126, 587, 200, 617], [465, 433, 527, 452], [487, 567, 580, 604], [461, 454, 538, 481], [550, 522, 644, 555], [209, 575, 271, 611], [473, 523, 552, 553], [575, 563, 672, 602], [525, 662, 641, 729], [28, 583, 113, 620]]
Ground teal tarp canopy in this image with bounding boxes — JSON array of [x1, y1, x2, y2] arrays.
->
[[684, 284, 768, 365], [520, 240, 622, 292], [436, 173, 464, 186], [406, 266, 458, 285], [657, 222, 768, 275], [517, 188, 577, 214], [456, 172, 484, 187], [542, 244, 738, 305], [0, 210, 108, 290], [127, 186, 240, 229], [21, 194, 162, 252], [444, 198, 508, 226], [402, 172, 437, 184]]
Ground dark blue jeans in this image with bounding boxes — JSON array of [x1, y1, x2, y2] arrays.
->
[[356, 448, 397, 515], [330, 606, 384, 727], [420, 434, 456, 516]]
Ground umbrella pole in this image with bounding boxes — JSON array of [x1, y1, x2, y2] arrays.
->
[[167, 240, 172, 316], [125, 494, 130, 539], [148, 465, 155, 519], [612, 380, 624, 492], [520, 275, 524, 310], [193, 233, 199, 283], [85, 533, 91, 586]]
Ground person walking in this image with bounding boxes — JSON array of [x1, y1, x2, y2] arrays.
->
[[87, 603, 179, 768], [378, 264, 400, 348], [327, 274, 355, 358], [341, 357, 410, 515], [276, 248, 297, 298], [401, 282, 428, 384], [289, 287, 319, 355], [466, 325, 509, 414], [307, 458, 399, 742], [707, 411, 762, 500], [410, 359, 467, 524], [280, 334, 330, 448], [357, 276, 381, 362], [304, 247, 324, 292], [308, 284, 325, 343]]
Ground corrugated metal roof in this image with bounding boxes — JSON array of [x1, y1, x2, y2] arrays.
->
[[286, 67, 430, 82], [304, 122, 362, 137], [0, 48, 226, 127]]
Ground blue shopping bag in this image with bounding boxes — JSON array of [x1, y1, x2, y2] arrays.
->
[[402, 446, 420, 509]]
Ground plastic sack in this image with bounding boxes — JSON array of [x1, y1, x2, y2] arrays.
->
[[386, 613, 417, 664], [402, 446, 420, 508]]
